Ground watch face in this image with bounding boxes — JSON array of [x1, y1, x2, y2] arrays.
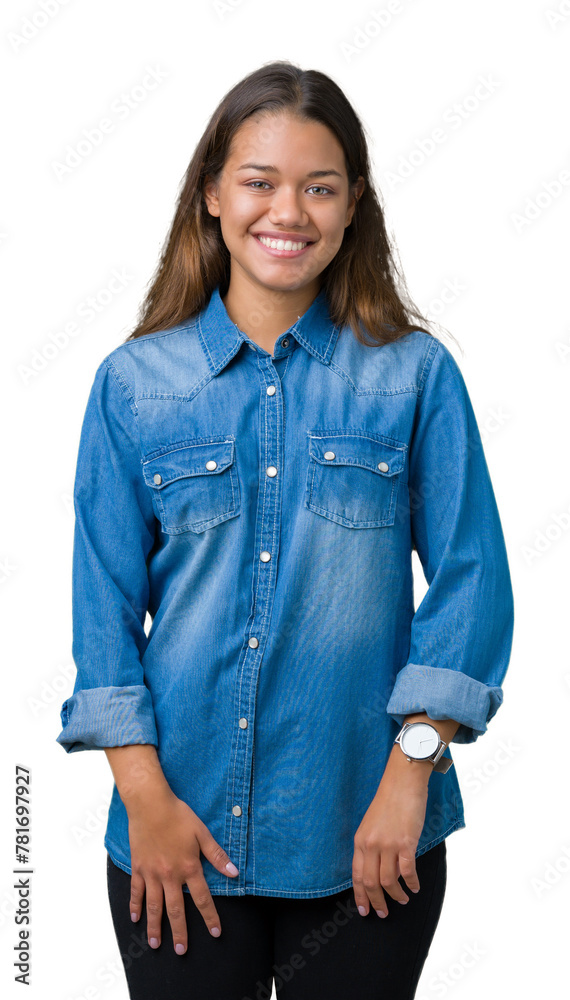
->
[[401, 723, 439, 759]]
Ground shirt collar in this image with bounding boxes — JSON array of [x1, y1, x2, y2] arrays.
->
[[196, 284, 341, 376]]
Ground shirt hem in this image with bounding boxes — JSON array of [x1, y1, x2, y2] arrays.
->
[[105, 818, 465, 899]]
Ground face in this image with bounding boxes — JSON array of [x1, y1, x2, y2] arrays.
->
[[203, 112, 365, 297]]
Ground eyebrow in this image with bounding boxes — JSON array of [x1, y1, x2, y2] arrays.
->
[[236, 163, 343, 179]]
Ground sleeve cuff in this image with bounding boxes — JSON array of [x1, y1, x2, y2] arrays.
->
[[385, 664, 504, 744], [56, 684, 158, 752]]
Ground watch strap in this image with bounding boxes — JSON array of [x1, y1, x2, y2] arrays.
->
[[432, 754, 454, 773]]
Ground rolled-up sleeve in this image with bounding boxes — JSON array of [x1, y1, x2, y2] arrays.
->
[[386, 341, 514, 744], [56, 356, 159, 753]]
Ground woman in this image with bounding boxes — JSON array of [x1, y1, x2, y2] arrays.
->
[[56, 60, 514, 999]]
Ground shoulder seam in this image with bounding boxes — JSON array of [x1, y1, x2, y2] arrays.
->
[[107, 320, 199, 356], [102, 356, 137, 416], [421, 338, 463, 398], [417, 337, 441, 397]]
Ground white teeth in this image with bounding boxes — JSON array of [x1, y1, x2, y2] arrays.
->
[[257, 235, 309, 251]]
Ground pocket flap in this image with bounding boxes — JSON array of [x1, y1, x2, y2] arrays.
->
[[142, 439, 235, 489], [308, 432, 406, 477]]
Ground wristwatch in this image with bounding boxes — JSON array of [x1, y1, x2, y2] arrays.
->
[[394, 722, 454, 774]]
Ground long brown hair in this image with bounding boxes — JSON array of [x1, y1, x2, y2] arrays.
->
[[125, 60, 456, 349]]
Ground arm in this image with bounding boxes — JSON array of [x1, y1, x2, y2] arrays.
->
[[353, 340, 515, 918], [56, 358, 239, 951], [56, 357, 158, 753], [385, 341, 515, 743]]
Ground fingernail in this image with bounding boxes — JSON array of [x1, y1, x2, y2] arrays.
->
[[357, 905, 367, 916], [130, 912, 138, 922], [149, 937, 159, 948], [210, 926, 221, 937], [225, 862, 239, 876], [376, 909, 387, 918], [398, 899, 409, 905], [411, 888, 420, 893], [175, 943, 186, 955]]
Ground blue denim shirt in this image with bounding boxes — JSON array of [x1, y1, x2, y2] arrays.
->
[[56, 284, 514, 898]]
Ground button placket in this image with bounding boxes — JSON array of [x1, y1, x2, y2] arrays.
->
[[225, 355, 284, 886]]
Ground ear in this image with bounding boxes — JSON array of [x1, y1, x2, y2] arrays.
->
[[203, 175, 221, 217], [346, 176, 365, 226]]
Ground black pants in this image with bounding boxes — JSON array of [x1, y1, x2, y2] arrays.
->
[[107, 839, 446, 1000]]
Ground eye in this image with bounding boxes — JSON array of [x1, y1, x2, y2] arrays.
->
[[245, 181, 333, 195]]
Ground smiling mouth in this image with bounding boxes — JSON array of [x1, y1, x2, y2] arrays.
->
[[253, 234, 314, 255]]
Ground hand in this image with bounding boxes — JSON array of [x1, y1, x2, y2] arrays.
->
[[352, 748, 430, 919], [127, 785, 240, 953]]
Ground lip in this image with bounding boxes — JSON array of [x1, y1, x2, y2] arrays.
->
[[252, 231, 315, 243], [252, 233, 315, 259]]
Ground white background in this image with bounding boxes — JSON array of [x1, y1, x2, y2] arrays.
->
[[1, 0, 568, 997]]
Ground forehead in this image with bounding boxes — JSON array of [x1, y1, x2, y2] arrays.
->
[[226, 112, 346, 172]]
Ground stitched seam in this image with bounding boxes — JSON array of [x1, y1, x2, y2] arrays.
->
[[102, 357, 137, 415]]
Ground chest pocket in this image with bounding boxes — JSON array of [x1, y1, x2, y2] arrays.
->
[[305, 430, 407, 528], [142, 438, 240, 534]]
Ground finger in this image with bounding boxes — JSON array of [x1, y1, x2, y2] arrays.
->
[[380, 853, 410, 906], [352, 847, 367, 914], [185, 862, 222, 938], [145, 878, 165, 948], [163, 882, 189, 955], [361, 845, 390, 916], [398, 850, 420, 895], [352, 848, 387, 918], [129, 870, 145, 923], [198, 830, 240, 880]]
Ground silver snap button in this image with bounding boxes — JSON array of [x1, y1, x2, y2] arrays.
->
[[324, 451, 335, 460], [266, 466, 277, 477], [153, 473, 162, 484], [232, 805, 242, 816], [206, 460, 217, 471], [248, 637, 259, 648], [260, 551, 271, 562], [267, 385, 276, 395], [378, 461, 389, 472], [281, 338, 289, 348], [239, 718, 248, 729]]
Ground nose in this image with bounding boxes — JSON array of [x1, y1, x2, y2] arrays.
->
[[267, 186, 309, 228]]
